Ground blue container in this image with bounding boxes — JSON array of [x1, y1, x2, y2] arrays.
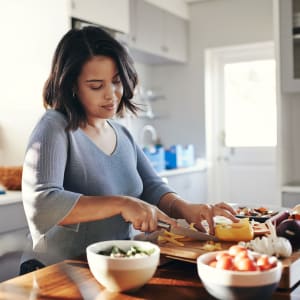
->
[[165, 144, 195, 169], [143, 145, 165, 172]]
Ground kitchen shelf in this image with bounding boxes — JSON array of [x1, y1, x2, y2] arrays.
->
[[282, 185, 300, 193]]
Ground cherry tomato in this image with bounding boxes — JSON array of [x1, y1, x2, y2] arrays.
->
[[233, 250, 252, 266], [228, 245, 248, 257], [216, 255, 234, 270], [209, 260, 217, 268], [235, 257, 258, 271], [216, 252, 231, 261], [256, 255, 277, 271]]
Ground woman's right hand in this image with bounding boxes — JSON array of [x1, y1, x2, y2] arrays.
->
[[120, 196, 177, 232]]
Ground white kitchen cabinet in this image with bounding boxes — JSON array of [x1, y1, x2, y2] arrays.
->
[[71, 0, 130, 33], [0, 192, 28, 282], [282, 189, 300, 208], [275, 0, 300, 92], [274, 0, 300, 208], [164, 12, 188, 63], [129, 0, 188, 64], [144, 0, 189, 20], [161, 169, 207, 204]]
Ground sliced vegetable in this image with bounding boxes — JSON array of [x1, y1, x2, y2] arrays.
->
[[215, 218, 254, 242], [98, 245, 155, 258]]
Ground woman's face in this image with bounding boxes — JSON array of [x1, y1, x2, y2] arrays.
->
[[76, 55, 123, 121]]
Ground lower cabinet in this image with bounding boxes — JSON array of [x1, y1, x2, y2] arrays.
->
[[163, 171, 207, 204], [282, 191, 300, 209], [0, 192, 28, 282], [0, 228, 28, 282]]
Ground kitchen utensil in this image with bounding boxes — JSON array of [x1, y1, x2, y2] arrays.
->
[[158, 220, 219, 242]]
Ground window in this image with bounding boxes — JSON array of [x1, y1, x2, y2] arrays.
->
[[224, 59, 277, 147]]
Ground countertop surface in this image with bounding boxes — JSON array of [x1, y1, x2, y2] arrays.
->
[[0, 191, 22, 205], [0, 257, 299, 300], [158, 159, 207, 177]]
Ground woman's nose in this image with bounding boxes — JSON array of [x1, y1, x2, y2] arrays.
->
[[104, 83, 115, 99]]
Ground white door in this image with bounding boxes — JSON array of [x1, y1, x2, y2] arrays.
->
[[205, 42, 280, 206]]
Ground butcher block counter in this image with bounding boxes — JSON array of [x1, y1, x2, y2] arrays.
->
[[0, 256, 300, 300]]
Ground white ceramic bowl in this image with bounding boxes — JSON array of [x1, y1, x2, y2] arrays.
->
[[197, 251, 283, 300], [86, 240, 160, 292]]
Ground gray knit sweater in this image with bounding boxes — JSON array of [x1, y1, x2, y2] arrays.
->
[[22, 109, 173, 264]]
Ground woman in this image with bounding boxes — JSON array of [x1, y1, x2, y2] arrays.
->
[[21, 26, 237, 271]]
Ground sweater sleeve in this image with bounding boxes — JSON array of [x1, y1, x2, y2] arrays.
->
[[136, 143, 176, 206], [22, 111, 81, 248]]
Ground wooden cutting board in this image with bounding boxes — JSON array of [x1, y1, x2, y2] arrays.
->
[[158, 240, 300, 290]]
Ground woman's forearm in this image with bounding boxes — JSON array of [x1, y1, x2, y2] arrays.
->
[[158, 192, 188, 219], [59, 195, 126, 225]]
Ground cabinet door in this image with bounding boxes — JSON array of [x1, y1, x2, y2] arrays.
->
[[130, 0, 163, 57], [71, 0, 129, 33], [129, 0, 188, 63], [163, 12, 188, 63], [276, 0, 300, 92], [165, 172, 206, 204]]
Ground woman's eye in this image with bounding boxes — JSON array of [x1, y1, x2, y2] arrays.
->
[[90, 85, 103, 90]]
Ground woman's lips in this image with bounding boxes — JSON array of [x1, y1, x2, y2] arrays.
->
[[102, 104, 116, 110]]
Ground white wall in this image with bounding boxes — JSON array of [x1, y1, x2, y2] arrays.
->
[[0, 0, 274, 165], [0, 0, 71, 165], [150, 0, 274, 157], [117, 62, 154, 142]]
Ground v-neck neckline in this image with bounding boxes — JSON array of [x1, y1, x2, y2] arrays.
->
[[78, 120, 118, 157]]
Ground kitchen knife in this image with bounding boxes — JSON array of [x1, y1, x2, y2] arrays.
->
[[158, 220, 219, 242]]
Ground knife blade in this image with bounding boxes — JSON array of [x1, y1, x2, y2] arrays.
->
[[158, 220, 219, 242]]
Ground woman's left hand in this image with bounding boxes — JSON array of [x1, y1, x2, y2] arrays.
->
[[182, 202, 239, 235]]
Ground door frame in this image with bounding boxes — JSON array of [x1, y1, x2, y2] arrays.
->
[[204, 41, 280, 204]]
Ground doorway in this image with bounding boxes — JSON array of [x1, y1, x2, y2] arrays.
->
[[205, 42, 280, 206]]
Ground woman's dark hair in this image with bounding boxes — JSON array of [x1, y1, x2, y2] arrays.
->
[[43, 26, 139, 130]]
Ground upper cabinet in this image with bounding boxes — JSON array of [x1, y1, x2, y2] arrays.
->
[[71, 0, 130, 33], [276, 0, 300, 92], [71, 0, 189, 64], [128, 0, 188, 64]]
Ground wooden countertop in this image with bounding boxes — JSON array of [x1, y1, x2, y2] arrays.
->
[[0, 257, 300, 300]]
